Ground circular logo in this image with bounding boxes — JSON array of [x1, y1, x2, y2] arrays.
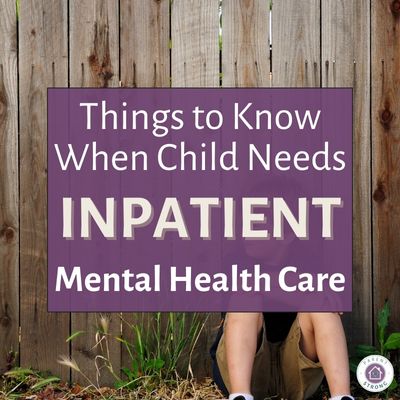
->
[[356, 355, 394, 392]]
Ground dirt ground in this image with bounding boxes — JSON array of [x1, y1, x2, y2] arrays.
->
[[1, 372, 399, 400]]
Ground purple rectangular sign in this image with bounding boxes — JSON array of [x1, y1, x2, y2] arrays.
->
[[48, 88, 352, 312]]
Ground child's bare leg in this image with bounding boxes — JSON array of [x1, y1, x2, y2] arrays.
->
[[224, 312, 264, 394], [298, 313, 350, 396]]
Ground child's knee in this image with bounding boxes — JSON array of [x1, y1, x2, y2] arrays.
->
[[298, 313, 314, 335], [225, 312, 263, 331], [299, 312, 341, 331]]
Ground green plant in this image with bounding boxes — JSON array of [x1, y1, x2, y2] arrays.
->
[[62, 312, 206, 392], [1, 367, 60, 399], [350, 301, 400, 396], [115, 312, 206, 390]]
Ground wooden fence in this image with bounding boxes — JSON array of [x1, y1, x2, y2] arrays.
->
[[0, 0, 399, 386]]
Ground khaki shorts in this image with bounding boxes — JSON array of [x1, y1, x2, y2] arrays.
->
[[215, 314, 325, 400]]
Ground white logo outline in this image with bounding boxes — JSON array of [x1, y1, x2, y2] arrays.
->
[[356, 355, 394, 393]]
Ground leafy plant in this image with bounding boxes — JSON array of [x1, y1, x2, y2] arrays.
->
[[115, 312, 206, 390], [350, 301, 400, 395], [62, 312, 206, 392]]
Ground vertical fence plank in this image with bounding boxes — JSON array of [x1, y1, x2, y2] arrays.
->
[[372, 0, 400, 330], [172, 0, 219, 88], [19, 0, 69, 379], [221, 0, 269, 380], [119, 0, 170, 375], [272, 0, 320, 87], [70, 1, 119, 88], [0, 0, 19, 373], [222, 0, 270, 87], [322, 0, 372, 346], [120, 0, 169, 88], [171, 0, 220, 378], [69, 0, 120, 385]]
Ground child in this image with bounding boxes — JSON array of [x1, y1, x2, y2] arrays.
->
[[210, 311, 353, 400]]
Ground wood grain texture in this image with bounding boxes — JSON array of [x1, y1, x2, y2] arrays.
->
[[171, 0, 219, 87], [19, 0, 69, 379], [69, 0, 120, 385], [120, 0, 169, 87], [222, 0, 270, 87], [0, 0, 19, 373], [322, 0, 372, 346], [119, 0, 170, 374], [70, 0, 119, 88], [272, 0, 320, 87], [372, 0, 400, 331], [171, 0, 220, 378]]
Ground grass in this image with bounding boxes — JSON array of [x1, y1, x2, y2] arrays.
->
[[114, 312, 205, 388], [0, 312, 213, 399], [53, 312, 206, 393], [1, 370, 400, 400], [0, 371, 224, 400]]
